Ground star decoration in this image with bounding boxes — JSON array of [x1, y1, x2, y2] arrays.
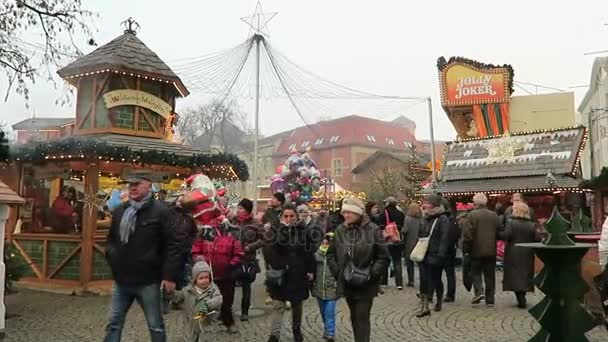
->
[[240, 1, 278, 37], [83, 186, 100, 215], [483, 131, 526, 164]]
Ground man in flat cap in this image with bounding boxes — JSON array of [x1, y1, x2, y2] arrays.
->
[[104, 170, 181, 342]]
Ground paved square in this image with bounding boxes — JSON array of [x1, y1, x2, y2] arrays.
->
[[4, 271, 606, 341]]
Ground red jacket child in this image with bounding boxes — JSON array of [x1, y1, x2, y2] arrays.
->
[[191, 222, 244, 280]]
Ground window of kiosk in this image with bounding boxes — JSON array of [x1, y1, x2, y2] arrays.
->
[[19, 170, 85, 234]]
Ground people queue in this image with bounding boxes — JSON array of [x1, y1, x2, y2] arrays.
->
[[102, 172, 542, 342]]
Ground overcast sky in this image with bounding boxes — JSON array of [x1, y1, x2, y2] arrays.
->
[[1, 0, 607, 141]]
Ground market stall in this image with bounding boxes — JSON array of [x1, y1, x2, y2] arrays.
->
[[3, 21, 248, 294]]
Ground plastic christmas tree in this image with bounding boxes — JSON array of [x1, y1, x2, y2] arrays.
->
[[518, 206, 596, 342]]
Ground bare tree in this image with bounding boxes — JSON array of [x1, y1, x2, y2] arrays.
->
[[176, 99, 251, 153], [1, 0, 96, 102]]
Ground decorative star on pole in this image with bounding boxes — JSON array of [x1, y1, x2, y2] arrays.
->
[[240, 1, 278, 37], [484, 131, 526, 164], [83, 186, 99, 215]]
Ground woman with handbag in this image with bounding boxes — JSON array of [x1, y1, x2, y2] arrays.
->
[[232, 198, 264, 322], [414, 194, 451, 318], [265, 204, 315, 342], [379, 196, 405, 290], [327, 197, 390, 342]]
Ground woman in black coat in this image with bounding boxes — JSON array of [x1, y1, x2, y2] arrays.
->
[[378, 197, 406, 289], [403, 203, 424, 287], [499, 202, 539, 308], [266, 205, 315, 342], [417, 194, 451, 317]]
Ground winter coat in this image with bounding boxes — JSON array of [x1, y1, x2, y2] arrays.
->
[[312, 250, 340, 300], [445, 212, 460, 258], [463, 206, 500, 258], [503, 205, 536, 226], [51, 196, 75, 233], [106, 198, 181, 286], [327, 216, 390, 300], [600, 217, 608, 269], [191, 223, 244, 281], [403, 216, 423, 260], [173, 207, 198, 256], [172, 261, 223, 342], [420, 207, 451, 266], [234, 216, 264, 263], [266, 222, 316, 302], [499, 217, 539, 292], [327, 210, 344, 233], [262, 207, 282, 226]]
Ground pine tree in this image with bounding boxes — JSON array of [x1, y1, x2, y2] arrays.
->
[[404, 143, 426, 200]]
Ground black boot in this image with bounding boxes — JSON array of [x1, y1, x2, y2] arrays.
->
[[267, 336, 279, 342], [416, 294, 431, 318], [515, 292, 527, 309], [434, 294, 443, 312], [293, 328, 304, 342]]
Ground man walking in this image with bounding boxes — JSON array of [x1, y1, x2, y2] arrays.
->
[[463, 193, 500, 306], [104, 171, 181, 342]]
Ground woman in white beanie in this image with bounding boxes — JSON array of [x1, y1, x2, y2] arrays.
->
[[327, 197, 390, 342]]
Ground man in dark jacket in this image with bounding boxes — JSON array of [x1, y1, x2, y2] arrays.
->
[[378, 196, 406, 289], [171, 196, 198, 289], [297, 204, 324, 250], [463, 193, 500, 306], [327, 197, 390, 342], [104, 171, 181, 342], [262, 192, 285, 227]]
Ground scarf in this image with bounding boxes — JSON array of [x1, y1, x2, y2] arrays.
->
[[318, 244, 329, 254], [119, 191, 152, 244], [237, 212, 252, 224]]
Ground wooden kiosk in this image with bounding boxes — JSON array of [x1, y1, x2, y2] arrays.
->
[[4, 21, 248, 294]]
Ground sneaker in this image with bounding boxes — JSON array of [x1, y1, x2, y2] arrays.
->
[[240, 314, 249, 322], [397, 286, 404, 290], [471, 295, 485, 305]]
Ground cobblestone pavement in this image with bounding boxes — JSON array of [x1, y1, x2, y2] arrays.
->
[[5, 271, 606, 342]]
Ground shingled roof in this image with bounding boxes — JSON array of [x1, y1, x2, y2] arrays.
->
[[434, 126, 587, 195], [0, 180, 24, 204], [57, 30, 189, 96], [12, 118, 74, 131]]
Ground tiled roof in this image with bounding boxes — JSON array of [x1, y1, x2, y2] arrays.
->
[[0, 180, 24, 204], [57, 31, 188, 96], [12, 118, 74, 130], [274, 115, 416, 156], [440, 127, 586, 182], [92, 134, 202, 157], [431, 175, 581, 194]]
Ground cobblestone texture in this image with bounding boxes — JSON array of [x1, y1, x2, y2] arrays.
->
[[4, 271, 606, 341]]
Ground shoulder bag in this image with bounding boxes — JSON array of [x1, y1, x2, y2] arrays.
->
[[409, 218, 438, 263], [343, 230, 371, 287], [383, 210, 401, 243]]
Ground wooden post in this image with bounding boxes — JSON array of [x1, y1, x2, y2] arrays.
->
[[80, 163, 99, 291], [0, 204, 8, 338]]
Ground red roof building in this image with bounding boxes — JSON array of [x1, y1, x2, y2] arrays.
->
[[271, 115, 429, 190]]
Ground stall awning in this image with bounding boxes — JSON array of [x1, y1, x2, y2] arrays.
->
[[432, 174, 582, 196]]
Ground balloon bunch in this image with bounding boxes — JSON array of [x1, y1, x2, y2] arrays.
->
[[270, 148, 321, 204]]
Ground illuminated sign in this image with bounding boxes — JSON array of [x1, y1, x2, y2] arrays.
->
[[438, 57, 513, 106]]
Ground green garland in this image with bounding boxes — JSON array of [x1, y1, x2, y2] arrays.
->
[[580, 166, 608, 189], [9, 137, 249, 181], [5, 243, 27, 293]]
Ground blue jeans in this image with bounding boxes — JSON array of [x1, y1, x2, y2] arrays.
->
[[104, 283, 166, 342], [317, 299, 337, 338]]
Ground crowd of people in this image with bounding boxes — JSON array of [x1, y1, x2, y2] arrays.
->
[[101, 170, 544, 342]]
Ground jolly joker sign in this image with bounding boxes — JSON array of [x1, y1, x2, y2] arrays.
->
[[441, 63, 510, 106]]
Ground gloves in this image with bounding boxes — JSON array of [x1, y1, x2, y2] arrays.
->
[[195, 301, 209, 316]]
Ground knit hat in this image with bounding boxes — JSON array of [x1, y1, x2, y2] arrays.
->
[[384, 196, 398, 206], [296, 204, 310, 214], [425, 194, 443, 207], [341, 197, 364, 216], [192, 260, 213, 284], [238, 198, 254, 214], [273, 192, 286, 205]]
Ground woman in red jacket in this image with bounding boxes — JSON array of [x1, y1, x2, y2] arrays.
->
[[191, 218, 244, 334]]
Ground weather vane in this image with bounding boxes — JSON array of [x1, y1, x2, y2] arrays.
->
[[122, 17, 140, 34], [240, 1, 278, 37]]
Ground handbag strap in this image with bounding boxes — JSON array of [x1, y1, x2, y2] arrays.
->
[[429, 218, 439, 237], [385, 210, 391, 225]]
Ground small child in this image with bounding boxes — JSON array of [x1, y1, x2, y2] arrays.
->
[[312, 233, 339, 342], [171, 260, 223, 342]]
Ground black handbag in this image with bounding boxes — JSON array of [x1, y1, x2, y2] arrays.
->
[[265, 268, 286, 287], [343, 261, 371, 288], [232, 260, 259, 283]]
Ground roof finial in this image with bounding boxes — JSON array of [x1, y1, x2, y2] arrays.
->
[[122, 17, 140, 35]]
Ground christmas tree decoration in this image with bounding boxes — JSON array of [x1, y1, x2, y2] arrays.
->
[[517, 206, 596, 342]]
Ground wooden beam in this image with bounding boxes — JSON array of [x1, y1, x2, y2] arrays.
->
[[91, 75, 97, 129], [12, 240, 43, 279], [77, 74, 109, 130], [134, 78, 140, 131], [42, 239, 48, 278], [48, 245, 81, 279], [140, 108, 159, 133], [93, 243, 105, 256], [79, 163, 99, 289]]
